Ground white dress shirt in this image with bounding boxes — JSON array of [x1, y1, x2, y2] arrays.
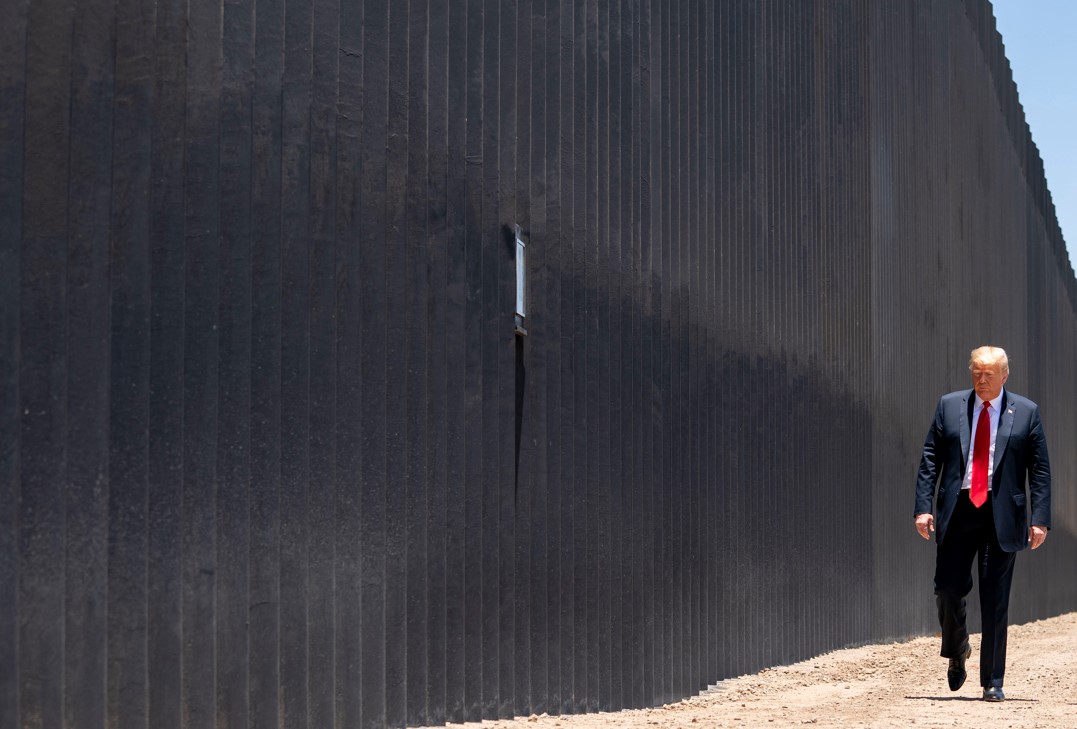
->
[[962, 389, 1004, 490]]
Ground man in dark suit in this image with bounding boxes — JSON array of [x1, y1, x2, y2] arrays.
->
[[914, 346, 1051, 702]]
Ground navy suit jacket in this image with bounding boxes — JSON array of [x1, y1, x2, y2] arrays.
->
[[915, 388, 1051, 553]]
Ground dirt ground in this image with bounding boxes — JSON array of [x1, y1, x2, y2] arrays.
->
[[433, 612, 1077, 729]]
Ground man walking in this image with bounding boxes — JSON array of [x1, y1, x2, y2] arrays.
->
[[914, 346, 1051, 702]]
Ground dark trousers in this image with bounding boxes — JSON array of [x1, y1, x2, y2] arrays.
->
[[934, 489, 1016, 688]]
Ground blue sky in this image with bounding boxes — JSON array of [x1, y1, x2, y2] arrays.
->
[[991, 0, 1077, 270]]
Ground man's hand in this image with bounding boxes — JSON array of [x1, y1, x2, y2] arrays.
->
[[915, 513, 935, 540], [1029, 525, 1048, 550]]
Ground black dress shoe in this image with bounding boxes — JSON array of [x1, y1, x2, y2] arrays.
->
[[983, 686, 1005, 702], [947, 645, 971, 691]]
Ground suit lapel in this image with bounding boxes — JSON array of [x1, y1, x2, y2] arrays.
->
[[959, 391, 972, 470], [993, 390, 1015, 474]]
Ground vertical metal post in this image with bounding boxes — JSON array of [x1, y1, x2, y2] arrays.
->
[[515, 224, 527, 335]]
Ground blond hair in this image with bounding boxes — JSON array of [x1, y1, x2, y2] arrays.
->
[[968, 346, 1009, 375]]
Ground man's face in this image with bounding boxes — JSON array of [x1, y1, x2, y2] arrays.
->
[[970, 360, 1008, 402]]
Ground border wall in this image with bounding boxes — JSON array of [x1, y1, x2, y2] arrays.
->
[[1, 0, 1076, 727]]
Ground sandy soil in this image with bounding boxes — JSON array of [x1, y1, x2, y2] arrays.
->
[[433, 612, 1077, 729]]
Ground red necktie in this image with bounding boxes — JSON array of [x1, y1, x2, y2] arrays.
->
[[970, 403, 991, 507]]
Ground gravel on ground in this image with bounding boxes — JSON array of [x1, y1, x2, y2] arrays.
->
[[427, 612, 1077, 729]]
